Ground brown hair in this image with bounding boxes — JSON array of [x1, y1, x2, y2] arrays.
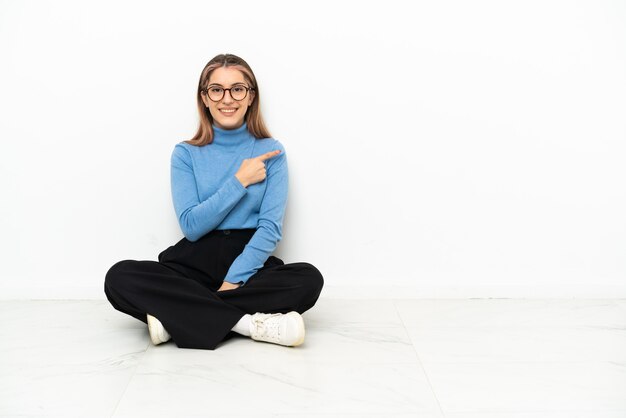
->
[[185, 54, 271, 146]]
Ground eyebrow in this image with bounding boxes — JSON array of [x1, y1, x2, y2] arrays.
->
[[207, 82, 247, 88]]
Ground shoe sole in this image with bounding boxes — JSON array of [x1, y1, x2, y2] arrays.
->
[[147, 314, 168, 345]]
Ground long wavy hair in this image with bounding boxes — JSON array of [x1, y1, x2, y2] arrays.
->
[[185, 54, 272, 146]]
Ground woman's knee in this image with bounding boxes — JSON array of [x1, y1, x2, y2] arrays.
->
[[296, 262, 324, 292], [290, 262, 323, 312], [104, 260, 136, 291]]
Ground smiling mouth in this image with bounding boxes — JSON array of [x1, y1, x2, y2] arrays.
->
[[219, 108, 238, 114]]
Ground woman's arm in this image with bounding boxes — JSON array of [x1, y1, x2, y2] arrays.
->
[[222, 141, 288, 285], [170, 144, 248, 242]]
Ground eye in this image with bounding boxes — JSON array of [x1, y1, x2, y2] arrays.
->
[[210, 87, 223, 93], [232, 86, 245, 93]]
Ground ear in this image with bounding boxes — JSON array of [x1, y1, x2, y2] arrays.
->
[[201, 91, 210, 107], [248, 90, 255, 106]]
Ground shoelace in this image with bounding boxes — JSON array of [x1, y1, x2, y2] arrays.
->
[[252, 313, 283, 342]]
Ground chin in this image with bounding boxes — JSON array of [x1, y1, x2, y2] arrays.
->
[[217, 119, 244, 129]]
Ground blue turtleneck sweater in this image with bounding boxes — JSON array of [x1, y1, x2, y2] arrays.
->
[[170, 122, 288, 286]]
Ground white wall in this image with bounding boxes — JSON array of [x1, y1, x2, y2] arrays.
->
[[1, 0, 624, 299]]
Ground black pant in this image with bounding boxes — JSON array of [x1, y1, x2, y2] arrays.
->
[[104, 228, 324, 350]]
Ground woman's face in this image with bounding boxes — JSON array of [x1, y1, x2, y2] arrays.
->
[[202, 67, 255, 130]]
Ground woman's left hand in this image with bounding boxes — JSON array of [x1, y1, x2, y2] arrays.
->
[[217, 281, 241, 292]]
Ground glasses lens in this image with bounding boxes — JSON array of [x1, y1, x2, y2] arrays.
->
[[208, 87, 224, 101], [231, 86, 248, 101]]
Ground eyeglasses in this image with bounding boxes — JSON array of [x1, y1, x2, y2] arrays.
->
[[203, 84, 254, 102]]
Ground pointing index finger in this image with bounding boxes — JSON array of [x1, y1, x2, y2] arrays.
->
[[257, 149, 282, 161]]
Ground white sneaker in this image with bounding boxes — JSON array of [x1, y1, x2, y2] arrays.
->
[[147, 313, 171, 345], [249, 311, 305, 347]]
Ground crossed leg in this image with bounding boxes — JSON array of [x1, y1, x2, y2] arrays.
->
[[104, 259, 323, 350]]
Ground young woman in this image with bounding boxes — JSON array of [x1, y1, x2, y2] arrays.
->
[[104, 54, 324, 350]]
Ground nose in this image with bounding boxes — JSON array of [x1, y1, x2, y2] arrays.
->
[[221, 89, 234, 104]]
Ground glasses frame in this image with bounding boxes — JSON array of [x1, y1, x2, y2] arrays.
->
[[203, 84, 254, 102]]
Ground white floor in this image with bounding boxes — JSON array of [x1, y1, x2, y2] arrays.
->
[[1, 299, 625, 417]]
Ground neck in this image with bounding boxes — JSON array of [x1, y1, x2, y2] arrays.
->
[[212, 122, 251, 148]]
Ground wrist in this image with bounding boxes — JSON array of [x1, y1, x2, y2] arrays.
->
[[235, 174, 248, 188]]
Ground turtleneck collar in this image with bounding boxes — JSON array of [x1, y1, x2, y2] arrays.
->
[[211, 122, 252, 148]]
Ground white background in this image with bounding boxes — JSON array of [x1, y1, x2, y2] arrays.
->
[[1, 0, 624, 299]]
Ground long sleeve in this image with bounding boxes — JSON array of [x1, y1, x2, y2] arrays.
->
[[223, 142, 288, 285], [170, 144, 248, 242]]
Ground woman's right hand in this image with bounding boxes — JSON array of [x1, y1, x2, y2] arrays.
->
[[235, 150, 282, 188]]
